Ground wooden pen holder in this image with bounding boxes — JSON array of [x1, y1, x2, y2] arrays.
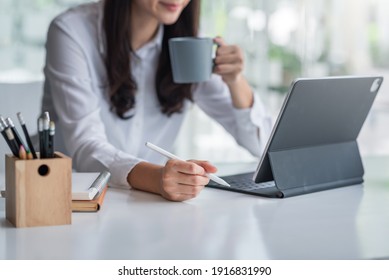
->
[[5, 152, 72, 227]]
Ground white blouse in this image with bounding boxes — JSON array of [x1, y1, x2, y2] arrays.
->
[[42, 1, 272, 188]]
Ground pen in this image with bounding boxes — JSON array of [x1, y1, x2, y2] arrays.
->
[[145, 142, 230, 187], [88, 170, 111, 198], [17, 112, 38, 159]]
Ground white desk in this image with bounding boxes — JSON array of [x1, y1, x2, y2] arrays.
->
[[1, 156, 389, 260]]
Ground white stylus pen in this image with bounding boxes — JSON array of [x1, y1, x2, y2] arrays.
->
[[145, 142, 230, 187]]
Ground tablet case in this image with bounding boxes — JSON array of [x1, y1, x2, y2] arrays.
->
[[254, 76, 383, 198], [266, 141, 363, 197]]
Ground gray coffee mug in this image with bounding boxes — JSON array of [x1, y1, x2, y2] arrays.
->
[[168, 37, 214, 83]]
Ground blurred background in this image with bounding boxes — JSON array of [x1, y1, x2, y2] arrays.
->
[[0, 0, 388, 164]]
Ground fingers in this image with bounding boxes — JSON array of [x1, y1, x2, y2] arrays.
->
[[173, 171, 209, 186], [213, 36, 225, 47], [169, 159, 206, 175], [214, 53, 242, 65], [214, 64, 244, 75], [213, 37, 244, 82], [161, 183, 206, 202], [160, 159, 212, 202], [188, 159, 218, 174]]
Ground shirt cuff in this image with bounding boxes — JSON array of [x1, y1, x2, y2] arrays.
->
[[108, 151, 144, 189]]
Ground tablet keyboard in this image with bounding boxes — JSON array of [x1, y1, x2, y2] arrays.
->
[[218, 172, 275, 190]]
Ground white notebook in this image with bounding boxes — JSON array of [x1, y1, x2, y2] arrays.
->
[[72, 171, 111, 200]]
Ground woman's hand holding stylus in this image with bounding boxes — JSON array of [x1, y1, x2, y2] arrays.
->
[[159, 159, 217, 202]]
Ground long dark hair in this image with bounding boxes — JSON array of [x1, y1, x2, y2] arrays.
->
[[103, 0, 200, 119]]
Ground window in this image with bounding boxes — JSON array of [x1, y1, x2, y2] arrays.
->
[[1, 0, 388, 160]]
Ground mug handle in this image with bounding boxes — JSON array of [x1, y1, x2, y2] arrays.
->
[[212, 40, 222, 71]]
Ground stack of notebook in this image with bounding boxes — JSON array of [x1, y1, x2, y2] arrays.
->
[[71, 171, 111, 212]]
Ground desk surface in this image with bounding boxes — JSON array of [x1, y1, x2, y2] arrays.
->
[[1, 157, 389, 260]]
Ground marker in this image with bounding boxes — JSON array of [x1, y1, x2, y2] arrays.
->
[[17, 112, 37, 159], [145, 142, 230, 187]]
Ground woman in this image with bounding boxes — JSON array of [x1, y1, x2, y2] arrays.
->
[[42, 0, 271, 201]]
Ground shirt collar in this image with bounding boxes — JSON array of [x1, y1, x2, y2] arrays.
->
[[133, 24, 164, 59]]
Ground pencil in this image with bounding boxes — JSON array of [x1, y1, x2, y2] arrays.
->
[[0, 115, 7, 126], [19, 145, 27, 160], [48, 121, 55, 158], [17, 112, 38, 159], [27, 150, 33, 160], [42, 113, 50, 159], [0, 118, 13, 153], [38, 117, 44, 158], [5, 117, 28, 153], [4, 127, 19, 157]]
